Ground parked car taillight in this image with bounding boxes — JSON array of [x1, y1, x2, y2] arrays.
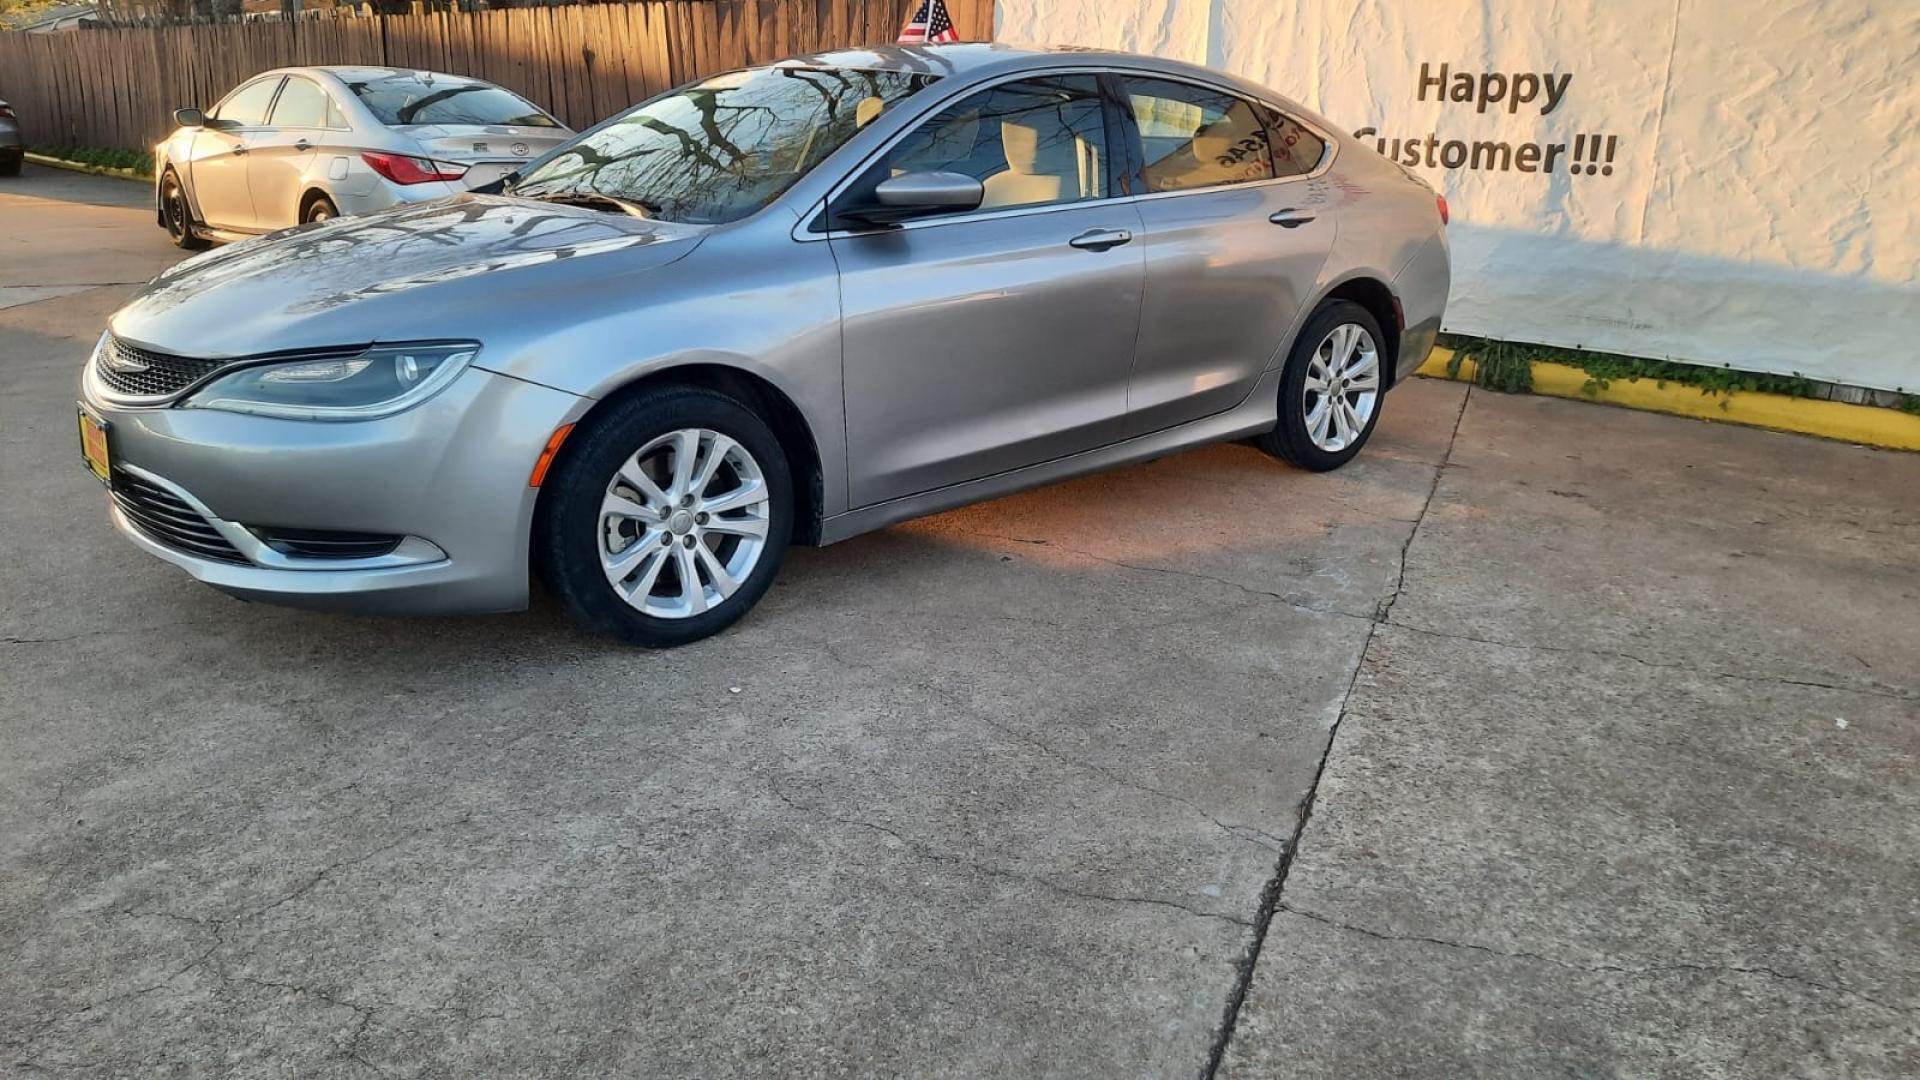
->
[[0, 105, 16, 120], [1436, 195, 1450, 226], [361, 151, 469, 185]]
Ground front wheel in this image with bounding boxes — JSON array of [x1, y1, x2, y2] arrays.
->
[[537, 385, 793, 648], [159, 170, 208, 250], [1256, 300, 1388, 472]]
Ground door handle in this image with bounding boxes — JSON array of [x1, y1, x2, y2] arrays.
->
[[1269, 209, 1315, 228], [293, 139, 312, 151], [1068, 228, 1132, 251], [231, 143, 249, 155]]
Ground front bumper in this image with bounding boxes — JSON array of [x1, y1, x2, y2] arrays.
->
[[82, 362, 586, 615]]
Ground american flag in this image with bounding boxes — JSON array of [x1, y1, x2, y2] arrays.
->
[[897, 0, 960, 44]]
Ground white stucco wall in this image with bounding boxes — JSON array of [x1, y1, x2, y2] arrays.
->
[[998, 0, 1920, 392]]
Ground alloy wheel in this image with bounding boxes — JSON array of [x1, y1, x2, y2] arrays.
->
[[1302, 323, 1381, 452], [598, 428, 771, 619]]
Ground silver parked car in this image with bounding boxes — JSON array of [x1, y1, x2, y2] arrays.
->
[[154, 66, 572, 246], [82, 44, 1449, 647]]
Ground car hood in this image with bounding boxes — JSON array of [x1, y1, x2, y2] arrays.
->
[[112, 194, 705, 359]]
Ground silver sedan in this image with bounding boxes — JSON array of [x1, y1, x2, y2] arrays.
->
[[153, 66, 572, 246], [83, 44, 1450, 647]]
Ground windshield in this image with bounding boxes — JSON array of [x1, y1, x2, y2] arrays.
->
[[343, 72, 559, 128], [513, 65, 939, 224]]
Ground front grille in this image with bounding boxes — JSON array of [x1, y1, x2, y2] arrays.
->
[[95, 337, 225, 399], [249, 527, 402, 560], [110, 470, 249, 565]]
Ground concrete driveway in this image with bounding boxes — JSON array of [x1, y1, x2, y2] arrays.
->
[[3, 164, 1916, 1078]]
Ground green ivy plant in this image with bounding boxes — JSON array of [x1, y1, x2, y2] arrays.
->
[[1438, 334, 1834, 411]]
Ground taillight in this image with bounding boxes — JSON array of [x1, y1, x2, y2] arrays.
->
[[361, 151, 468, 185], [1436, 195, 1450, 225], [0, 105, 15, 120]]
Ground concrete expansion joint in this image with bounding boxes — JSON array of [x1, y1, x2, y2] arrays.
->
[[1274, 902, 1919, 1020], [1201, 389, 1473, 1080], [766, 779, 1251, 928]]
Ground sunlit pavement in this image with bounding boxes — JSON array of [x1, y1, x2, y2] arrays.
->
[[4, 164, 1916, 1077]]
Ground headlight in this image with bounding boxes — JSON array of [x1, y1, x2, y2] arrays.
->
[[182, 342, 479, 421]]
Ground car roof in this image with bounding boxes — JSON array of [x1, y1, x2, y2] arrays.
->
[[773, 42, 1302, 110], [275, 66, 491, 84]]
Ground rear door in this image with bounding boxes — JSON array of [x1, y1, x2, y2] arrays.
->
[[829, 74, 1146, 507], [187, 76, 283, 231], [247, 74, 332, 229], [1114, 76, 1337, 436]]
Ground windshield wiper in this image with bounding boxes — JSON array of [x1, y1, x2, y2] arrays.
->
[[520, 190, 656, 220]]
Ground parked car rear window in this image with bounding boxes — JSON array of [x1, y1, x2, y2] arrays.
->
[[269, 77, 332, 129], [1262, 106, 1327, 177], [1124, 78, 1275, 193], [882, 75, 1109, 211], [342, 72, 558, 128], [213, 77, 283, 128], [515, 65, 939, 225]]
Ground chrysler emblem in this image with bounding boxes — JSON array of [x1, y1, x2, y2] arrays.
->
[[103, 345, 150, 374]]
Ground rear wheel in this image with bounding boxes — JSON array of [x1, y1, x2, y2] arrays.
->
[[159, 170, 208, 250], [538, 385, 793, 648], [302, 194, 338, 224], [0, 154, 20, 178], [1256, 300, 1387, 472]]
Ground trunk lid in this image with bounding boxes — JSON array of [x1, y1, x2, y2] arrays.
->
[[395, 123, 575, 189]]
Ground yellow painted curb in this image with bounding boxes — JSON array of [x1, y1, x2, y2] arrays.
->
[[23, 152, 149, 182], [1418, 347, 1920, 453]]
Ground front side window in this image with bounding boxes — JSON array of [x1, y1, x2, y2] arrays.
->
[[213, 78, 283, 128], [342, 73, 558, 129], [269, 77, 331, 130], [516, 66, 938, 225], [880, 75, 1109, 211], [1125, 78, 1275, 193]]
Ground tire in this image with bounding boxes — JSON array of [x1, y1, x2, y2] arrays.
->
[[538, 384, 793, 648], [302, 194, 339, 224], [1256, 300, 1388, 472], [0, 155, 20, 178], [159, 169, 209, 250]]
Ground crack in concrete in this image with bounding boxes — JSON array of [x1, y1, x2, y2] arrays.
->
[[1276, 903, 1920, 1019], [1380, 619, 1916, 702], [768, 779, 1251, 928], [1200, 385, 1473, 1080], [816, 638, 1287, 853], [9, 806, 537, 1073]]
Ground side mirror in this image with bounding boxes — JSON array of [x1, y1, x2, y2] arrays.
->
[[838, 170, 984, 227], [174, 107, 205, 129]]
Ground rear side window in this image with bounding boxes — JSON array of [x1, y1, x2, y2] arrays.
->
[[268, 77, 331, 129], [882, 75, 1109, 211], [340, 72, 559, 128], [1123, 77, 1275, 193], [1263, 106, 1327, 177], [213, 77, 283, 128]]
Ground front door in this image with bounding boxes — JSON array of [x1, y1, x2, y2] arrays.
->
[[830, 74, 1145, 508], [1116, 77, 1337, 436], [189, 76, 282, 231]]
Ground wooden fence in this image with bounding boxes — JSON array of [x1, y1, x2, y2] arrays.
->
[[0, 0, 995, 153]]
